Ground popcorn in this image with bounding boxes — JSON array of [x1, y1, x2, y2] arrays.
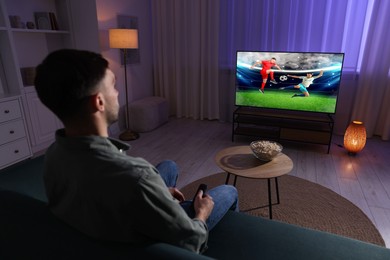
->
[[250, 140, 282, 161]]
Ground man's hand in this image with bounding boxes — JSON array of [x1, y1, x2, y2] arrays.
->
[[193, 190, 214, 222], [168, 187, 185, 202]]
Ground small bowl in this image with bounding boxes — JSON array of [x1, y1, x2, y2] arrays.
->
[[250, 140, 283, 161]]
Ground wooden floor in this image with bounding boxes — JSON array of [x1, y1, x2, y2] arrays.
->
[[125, 118, 390, 248]]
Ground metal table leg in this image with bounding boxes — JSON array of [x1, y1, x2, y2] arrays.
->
[[268, 177, 280, 219], [268, 178, 272, 219], [225, 173, 230, 184], [227, 173, 281, 220]]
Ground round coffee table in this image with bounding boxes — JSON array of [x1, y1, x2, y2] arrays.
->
[[215, 145, 293, 219]]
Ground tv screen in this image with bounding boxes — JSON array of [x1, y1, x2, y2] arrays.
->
[[235, 51, 345, 114]]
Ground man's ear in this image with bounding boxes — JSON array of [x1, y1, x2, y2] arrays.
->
[[91, 93, 104, 112]]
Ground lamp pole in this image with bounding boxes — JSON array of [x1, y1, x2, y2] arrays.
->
[[119, 48, 139, 141], [123, 48, 129, 130]]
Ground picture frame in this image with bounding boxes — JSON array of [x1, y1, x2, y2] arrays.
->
[[34, 12, 51, 30]]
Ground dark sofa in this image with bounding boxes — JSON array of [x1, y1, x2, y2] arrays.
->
[[1, 157, 390, 259]]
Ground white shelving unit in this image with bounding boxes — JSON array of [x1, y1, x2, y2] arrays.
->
[[0, 96, 32, 169], [0, 0, 99, 167]]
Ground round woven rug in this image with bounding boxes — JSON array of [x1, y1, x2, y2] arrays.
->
[[181, 172, 385, 246]]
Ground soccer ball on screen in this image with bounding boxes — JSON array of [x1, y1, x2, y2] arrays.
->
[[279, 75, 288, 81]]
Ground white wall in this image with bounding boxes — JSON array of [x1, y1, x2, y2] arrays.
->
[[95, 0, 154, 133]]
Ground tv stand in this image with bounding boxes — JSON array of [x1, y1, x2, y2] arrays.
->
[[232, 107, 334, 153]]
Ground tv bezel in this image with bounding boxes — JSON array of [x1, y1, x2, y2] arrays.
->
[[234, 50, 345, 115]]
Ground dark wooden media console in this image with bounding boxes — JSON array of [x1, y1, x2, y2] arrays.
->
[[232, 107, 334, 153]]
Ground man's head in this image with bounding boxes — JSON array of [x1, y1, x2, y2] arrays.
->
[[34, 49, 117, 125], [306, 73, 313, 78], [270, 57, 276, 64]]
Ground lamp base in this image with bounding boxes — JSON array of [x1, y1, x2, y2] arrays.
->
[[119, 129, 139, 141]]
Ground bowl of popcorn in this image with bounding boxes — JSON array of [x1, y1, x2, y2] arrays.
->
[[250, 140, 283, 161]]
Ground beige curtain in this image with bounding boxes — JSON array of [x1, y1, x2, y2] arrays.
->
[[151, 0, 220, 120], [151, 0, 390, 140], [350, 0, 390, 140]]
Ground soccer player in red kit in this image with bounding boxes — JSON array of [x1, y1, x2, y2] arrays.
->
[[251, 57, 281, 93]]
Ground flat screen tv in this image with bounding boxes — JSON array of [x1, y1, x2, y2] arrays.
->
[[235, 51, 345, 114]]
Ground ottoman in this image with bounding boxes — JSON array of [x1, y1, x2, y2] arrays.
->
[[129, 96, 169, 132]]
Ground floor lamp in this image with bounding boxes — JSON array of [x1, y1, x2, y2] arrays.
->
[[109, 29, 140, 141]]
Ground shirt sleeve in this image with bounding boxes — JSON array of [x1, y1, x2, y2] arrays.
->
[[133, 168, 208, 253]]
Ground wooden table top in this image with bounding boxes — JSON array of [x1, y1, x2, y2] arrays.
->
[[215, 145, 293, 179]]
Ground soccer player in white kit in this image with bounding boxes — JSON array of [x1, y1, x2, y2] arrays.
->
[[282, 70, 323, 97]]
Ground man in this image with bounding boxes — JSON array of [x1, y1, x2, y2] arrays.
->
[[281, 70, 324, 97], [250, 57, 281, 93], [34, 49, 238, 253]]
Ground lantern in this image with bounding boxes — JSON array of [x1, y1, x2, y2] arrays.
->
[[344, 121, 366, 154]]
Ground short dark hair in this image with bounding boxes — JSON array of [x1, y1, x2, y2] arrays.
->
[[34, 49, 109, 121], [271, 57, 276, 60]]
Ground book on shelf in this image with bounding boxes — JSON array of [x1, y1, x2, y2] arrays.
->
[[0, 55, 8, 94], [49, 12, 59, 30]]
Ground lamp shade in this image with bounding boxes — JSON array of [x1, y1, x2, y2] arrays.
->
[[109, 29, 138, 49], [343, 121, 366, 154]]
